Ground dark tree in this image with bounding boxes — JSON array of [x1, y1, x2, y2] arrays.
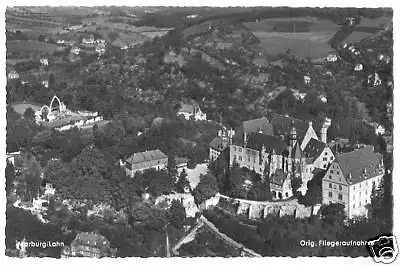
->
[[193, 173, 219, 205], [23, 107, 35, 120], [167, 199, 186, 229]]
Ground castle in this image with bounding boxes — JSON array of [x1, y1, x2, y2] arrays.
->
[[227, 114, 334, 200]]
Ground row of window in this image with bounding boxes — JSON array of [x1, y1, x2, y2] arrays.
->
[[352, 180, 376, 190], [328, 191, 343, 200], [233, 146, 243, 152], [322, 156, 334, 162], [328, 183, 343, 190], [353, 199, 368, 208]]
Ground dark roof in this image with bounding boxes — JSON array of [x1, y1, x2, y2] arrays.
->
[[209, 136, 229, 151], [246, 132, 287, 154], [336, 147, 383, 184], [303, 139, 326, 160], [243, 117, 274, 136], [126, 149, 168, 165], [270, 113, 308, 140]]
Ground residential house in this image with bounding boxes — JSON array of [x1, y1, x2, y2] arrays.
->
[[6, 150, 22, 166], [40, 58, 49, 67], [42, 80, 49, 88], [177, 102, 207, 121], [354, 63, 363, 71], [82, 36, 95, 47], [319, 95, 328, 104], [321, 146, 384, 218], [71, 47, 81, 55], [122, 149, 168, 177], [291, 89, 307, 101], [304, 74, 311, 84], [326, 54, 338, 62], [368, 73, 382, 87], [7, 70, 20, 80], [370, 122, 385, 136], [175, 157, 189, 175], [61, 232, 117, 258]]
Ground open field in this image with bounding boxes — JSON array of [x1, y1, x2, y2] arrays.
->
[[244, 17, 339, 33], [358, 15, 391, 27], [11, 103, 42, 115], [344, 31, 376, 43], [244, 17, 339, 60], [253, 31, 335, 59], [7, 40, 58, 53]]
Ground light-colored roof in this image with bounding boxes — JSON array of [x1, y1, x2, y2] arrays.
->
[[126, 149, 168, 165]]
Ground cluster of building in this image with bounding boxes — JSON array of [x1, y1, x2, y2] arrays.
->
[[208, 112, 387, 218], [35, 95, 108, 131]]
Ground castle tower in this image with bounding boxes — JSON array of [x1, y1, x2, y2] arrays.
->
[[289, 120, 297, 148], [320, 117, 332, 144]]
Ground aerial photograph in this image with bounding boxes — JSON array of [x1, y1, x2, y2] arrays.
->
[[4, 5, 395, 261]]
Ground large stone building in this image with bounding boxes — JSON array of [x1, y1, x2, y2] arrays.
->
[[122, 149, 168, 177], [229, 114, 334, 199], [61, 232, 116, 258], [321, 146, 384, 217]]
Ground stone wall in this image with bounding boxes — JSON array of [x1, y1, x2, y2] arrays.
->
[[215, 194, 320, 220]]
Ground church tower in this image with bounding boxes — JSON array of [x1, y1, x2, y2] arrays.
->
[[289, 120, 297, 148]]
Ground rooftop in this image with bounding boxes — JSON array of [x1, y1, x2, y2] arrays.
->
[[336, 146, 383, 184], [246, 132, 287, 155], [303, 138, 326, 160], [126, 149, 168, 165]]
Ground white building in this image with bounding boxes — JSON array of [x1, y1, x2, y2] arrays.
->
[[42, 80, 49, 88], [121, 149, 168, 178], [326, 54, 338, 62], [304, 74, 311, 84], [322, 146, 384, 218], [71, 47, 81, 55], [368, 73, 382, 87], [354, 63, 363, 71], [7, 70, 20, 80], [40, 58, 49, 66], [319, 95, 328, 104], [177, 102, 207, 121]]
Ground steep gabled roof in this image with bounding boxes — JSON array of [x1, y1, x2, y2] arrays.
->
[[126, 149, 168, 165], [303, 139, 326, 160], [246, 132, 287, 154], [336, 146, 383, 184]]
